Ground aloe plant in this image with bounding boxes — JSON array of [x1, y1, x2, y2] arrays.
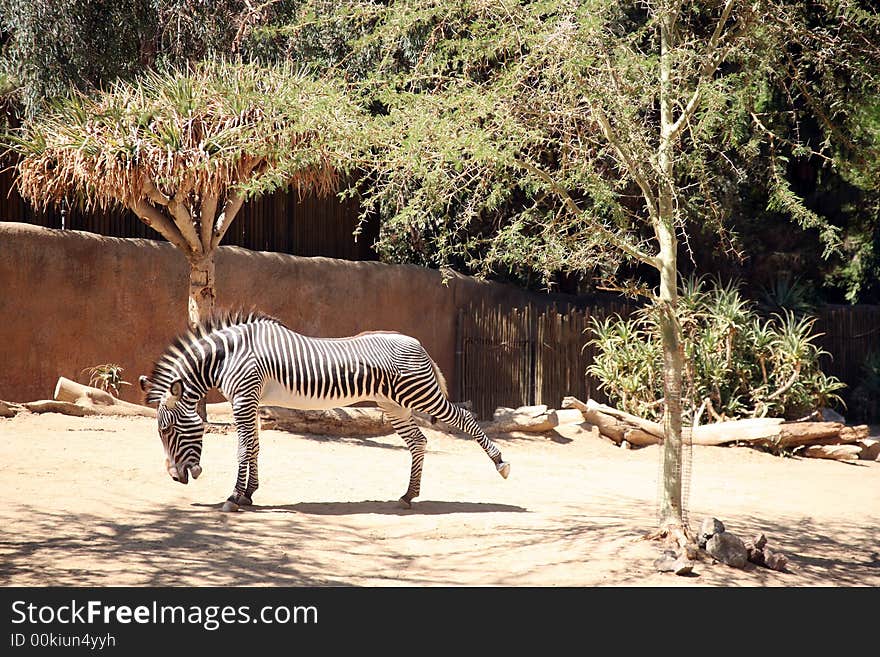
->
[[82, 363, 130, 398], [588, 278, 845, 423]]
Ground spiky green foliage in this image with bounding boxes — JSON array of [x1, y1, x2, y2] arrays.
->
[[9, 60, 364, 252], [588, 276, 846, 422], [82, 363, 130, 397], [6, 57, 367, 327]]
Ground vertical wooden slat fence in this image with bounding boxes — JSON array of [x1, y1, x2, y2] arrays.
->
[[0, 165, 378, 261], [457, 300, 636, 419], [814, 304, 880, 422]]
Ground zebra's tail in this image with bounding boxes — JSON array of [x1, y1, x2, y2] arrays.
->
[[429, 356, 448, 399], [428, 356, 449, 426]]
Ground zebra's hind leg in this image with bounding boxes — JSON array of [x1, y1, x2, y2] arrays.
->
[[380, 403, 428, 509], [429, 400, 510, 479]]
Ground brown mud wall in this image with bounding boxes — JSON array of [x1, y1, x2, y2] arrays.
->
[[0, 223, 566, 404]]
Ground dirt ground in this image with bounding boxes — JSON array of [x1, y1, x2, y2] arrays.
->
[[1, 410, 878, 587]]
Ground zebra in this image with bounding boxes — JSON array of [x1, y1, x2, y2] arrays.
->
[[138, 311, 510, 511]]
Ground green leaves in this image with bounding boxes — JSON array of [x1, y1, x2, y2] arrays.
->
[[251, 0, 880, 295], [587, 277, 846, 422]]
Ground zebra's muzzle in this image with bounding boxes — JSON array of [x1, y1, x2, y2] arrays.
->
[[169, 464, 187, 484], [169, 463, 201, 484]]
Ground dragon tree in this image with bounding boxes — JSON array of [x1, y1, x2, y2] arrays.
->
[[11, 60, 362, 327]]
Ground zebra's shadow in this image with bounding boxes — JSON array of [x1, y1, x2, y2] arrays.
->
[[192, 500, 528, 515]]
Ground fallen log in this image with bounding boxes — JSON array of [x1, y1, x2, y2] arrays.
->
[[573, 399, 665, 438], [690, 418, 785, 446], [23, 399, 94, 416], [0, 400, 20, 417], [560, 397, 659, 446], [838, 425, 870, 443], [561, 396, 865, 451], [54, 377, 157, 417], [775, 422, 845, 448], [561, 396, 781, 446], [486, 405, 556, 433], [800, 444, 862, 461], [258, 406, 393, 436], [857, 437, 880, 461]]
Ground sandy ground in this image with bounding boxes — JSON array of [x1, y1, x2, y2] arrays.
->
[[0, 410, 878, 587]]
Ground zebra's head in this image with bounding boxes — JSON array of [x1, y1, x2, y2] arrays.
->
[[139, 375, 204, 485]]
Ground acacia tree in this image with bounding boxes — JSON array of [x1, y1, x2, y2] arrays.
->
[[11, 60, 362, 327], [267, 0, 880, 539]]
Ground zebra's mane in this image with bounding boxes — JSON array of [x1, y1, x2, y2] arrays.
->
[[144, 310, 285, 404]]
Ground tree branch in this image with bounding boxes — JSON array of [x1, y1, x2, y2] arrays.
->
[[783, 50, 858, 153], [200, 194, 218, 253], [142, 179, 171, 206], [514, 158, 660, 269], [591, 107, 660, 224], [668, 0, 738, 141], [750, 112, 833, 163], [128, 200, 191, 253], [209, 157, 264, 250], [166, 184, 202, 256], [210, 193, 246, 251], [766, 363, 802, 401]]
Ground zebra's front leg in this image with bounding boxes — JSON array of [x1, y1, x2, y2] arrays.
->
[[222, 395, 260, 512], [399, 434, 427, 509]]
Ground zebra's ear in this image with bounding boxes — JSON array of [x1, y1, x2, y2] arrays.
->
[[138, 376, 153, 394], [165, 379, 184, 409]]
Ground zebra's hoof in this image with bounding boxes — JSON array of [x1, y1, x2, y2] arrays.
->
[[239, 496, 253, 506], [398, 496, 413, 510], [497, 461, 511, 479], [221, 500, 240, 513]]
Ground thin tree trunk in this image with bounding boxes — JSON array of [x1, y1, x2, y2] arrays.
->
[[656, 5, 686, 536]]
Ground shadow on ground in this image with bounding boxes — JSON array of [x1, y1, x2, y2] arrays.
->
[[0, 504, 349, 586], [191, 500, 528, 516], [2, 501, 877, 586]]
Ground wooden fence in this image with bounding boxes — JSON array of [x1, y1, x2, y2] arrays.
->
[[458, 300, 880, 422], [456, 299, 636, 419], [0, 166, 377, 260], [814, 304, 880, 422]]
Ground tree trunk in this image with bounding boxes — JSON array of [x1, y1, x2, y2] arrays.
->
[[188, 252, 216, 329], [188, 252, 216, 421], [656, 7, 686, 536]]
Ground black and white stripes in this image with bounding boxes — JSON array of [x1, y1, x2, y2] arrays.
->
[[140, 311, 510, 510]]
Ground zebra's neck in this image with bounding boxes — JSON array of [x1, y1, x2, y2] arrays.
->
[[168, 331, 230, 399]]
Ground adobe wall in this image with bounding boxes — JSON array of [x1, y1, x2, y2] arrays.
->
[[0, 222, 566, 404]]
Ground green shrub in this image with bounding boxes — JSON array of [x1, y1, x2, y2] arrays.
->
[[587, 276, 846, 423]]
